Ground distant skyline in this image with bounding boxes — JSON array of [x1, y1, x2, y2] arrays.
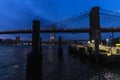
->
[[0, 0, 120, 40]]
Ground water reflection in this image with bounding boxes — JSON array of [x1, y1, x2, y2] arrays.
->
[[0, 45, 120, 80], [43, 46, 120, 80], [48, 46, 55, 63], [0, 45, 31, 80]]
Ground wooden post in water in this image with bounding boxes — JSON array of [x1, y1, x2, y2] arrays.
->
[[26, 20, 42, 80], [40, 37, 42, 53], [58, 36, 63, 59]]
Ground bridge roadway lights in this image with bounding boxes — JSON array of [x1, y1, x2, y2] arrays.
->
[[58, 36, 63, 60], [26, 20, 42, 80]]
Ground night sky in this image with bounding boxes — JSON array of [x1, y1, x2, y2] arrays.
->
[[0, 0, 120, 40]]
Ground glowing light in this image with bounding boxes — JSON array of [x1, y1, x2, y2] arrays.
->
[[106, 39, 109, 42], [116, 44, 120, 47], [92, 40, 94, 43], [88, 41, 90, 43]]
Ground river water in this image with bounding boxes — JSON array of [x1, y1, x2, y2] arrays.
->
[[0, 45, 120, 80]]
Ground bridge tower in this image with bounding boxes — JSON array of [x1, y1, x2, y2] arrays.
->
[[89, 6, 101, 55], [89, 7, 101, 41], [50, 26, 56, 42]]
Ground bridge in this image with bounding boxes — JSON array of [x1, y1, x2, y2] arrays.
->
[[0, 28, 120, 34], [0, 7, 120, 41]]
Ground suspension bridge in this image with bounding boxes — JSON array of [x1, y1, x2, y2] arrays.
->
[[0, 28, 120, 34], [0, 7, 120, 41]]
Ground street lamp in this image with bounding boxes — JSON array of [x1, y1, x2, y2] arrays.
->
[[91, 40, 95, 50], [109, 36, 113, 55], [106, 39, 109, 42], [88, 41, 90, 44], [92, 40, 94, 43], [106, 39, 109, 52]]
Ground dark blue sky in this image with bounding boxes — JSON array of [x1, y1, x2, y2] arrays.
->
[[0, 0, 120, 40]]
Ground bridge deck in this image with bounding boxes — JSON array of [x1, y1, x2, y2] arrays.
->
[[0, 28, 120, 34]]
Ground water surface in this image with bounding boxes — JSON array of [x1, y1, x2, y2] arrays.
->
[[0, 45, 120, 80]]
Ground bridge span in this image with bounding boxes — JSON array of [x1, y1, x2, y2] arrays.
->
[[0, 28, 120, 34]]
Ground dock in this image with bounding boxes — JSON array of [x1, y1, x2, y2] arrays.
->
[[69, 43, 120, 64]]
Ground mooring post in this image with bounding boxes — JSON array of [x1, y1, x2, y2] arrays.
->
[[40, 37, 42, 53], [59, 36, 62, 48], [58, 36, 63, 59], [26, 20, 42, 80], [68, 43, 71, 53], [68, 43, 73, 54]]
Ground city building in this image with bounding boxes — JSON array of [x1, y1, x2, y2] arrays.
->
[[4, 39, 15, 44], [50, 26, 56, 42]]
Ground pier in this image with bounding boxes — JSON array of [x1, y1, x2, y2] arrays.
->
[[69, 43, 120, 63]]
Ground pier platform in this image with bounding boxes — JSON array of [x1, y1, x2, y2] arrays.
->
[[69, 43, 120, 64]]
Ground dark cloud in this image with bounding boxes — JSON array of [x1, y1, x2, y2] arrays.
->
[[0, 0, 56, 29], [28, 0, 60, 19]]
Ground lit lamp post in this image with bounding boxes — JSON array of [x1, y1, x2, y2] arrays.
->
[[109, 36, 113, 55], [87, 41, 91, 47], [92, 40, 95, 49], [106, 39, 109, 52], [92, 40, 94, 43], [88, 40, 90, 44]]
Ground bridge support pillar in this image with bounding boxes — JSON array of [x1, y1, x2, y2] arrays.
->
[[26, 20, 42, 80], [58, 36, 63, 59], [89, 7, 101, 41], [89, 7, 100, 55], [111, 32, 114, 46]]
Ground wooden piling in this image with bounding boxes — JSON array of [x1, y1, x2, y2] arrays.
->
[[58, 36, 63, 59], [26, 20, 42, 80]]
